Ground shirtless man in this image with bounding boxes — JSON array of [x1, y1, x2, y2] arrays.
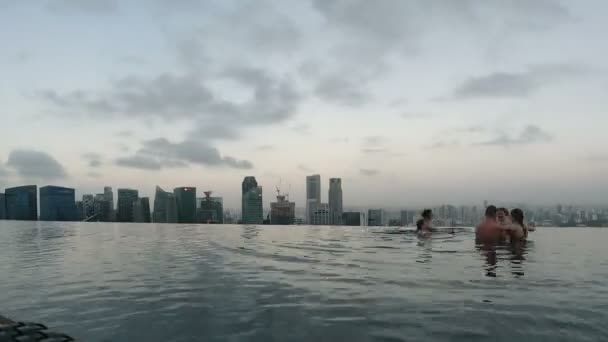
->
[[476, 205, 502, 244]]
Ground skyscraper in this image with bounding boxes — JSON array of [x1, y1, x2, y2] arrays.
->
[[368, 209, 385, 226], [93, 194, 112, 222], [40, 186, 78, 221], [197, 191, 224, 224], [400, 210, 410, 226], [242, 177, 263, 224], [310, 203, 331, 225], [5, 185, 37, 220], [133, 197, 151, 223], [153, 186, 177, 223], [0, 193, 6, 220], [174, 187, 196, 223], [270, 193, 295, 225], [75, 201, 84, 221], [328, 178, 343, 225], [306, 174, 321, 223], [82, 194, 95, 219], [104, 186, 114, 210], [117, 188, 139, 222]]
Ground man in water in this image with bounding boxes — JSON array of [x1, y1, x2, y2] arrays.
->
[[476, 205, 502, 244]]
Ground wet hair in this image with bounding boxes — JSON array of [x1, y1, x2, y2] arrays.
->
[[497, 207, 509, 216], [510, 208, 524, 227], [485, 205, 497, 218], [416, 219, 424, 232], [421, 209, 433, 220]]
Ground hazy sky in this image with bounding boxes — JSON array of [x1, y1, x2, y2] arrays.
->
[[1, 0, 608, 208]]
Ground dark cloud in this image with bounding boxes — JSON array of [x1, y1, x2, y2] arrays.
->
[[6, 150, 67, 180], [116, 138, 253, 171], [360, 168, 380, 176], [475, 125, 553, 146], [0, 165, 8, 177], [453, 64, 589, 99], [314, 74, 371, 106], [46, 0, 118, 14], [41, 66, 301, 140]]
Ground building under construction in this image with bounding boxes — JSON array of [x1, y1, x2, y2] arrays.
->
[[270, 188, 295, 225]]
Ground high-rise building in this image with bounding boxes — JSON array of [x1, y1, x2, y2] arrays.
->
[[75, 201, 84, 221], [5, 185, 37, 220], [93, 194, 112, 222], [328, 178, 343, 225], [104, 186, 114, 210], [306, 174, 321, 223], [270, 193, 295, 225], [153, 186, 177, 223], [174, 187, 196, 223], [133, 197, 151, 223], [39, 186, 78, 221], [242, 177, 263, 224], [400, 210, 410, 226], [117, 189, 139, 222], [82, 194, 95, 219], [311, 203, 331, 225], [197, 191, 224, 224], [342, 212, 366, 226], [0, 193, 6, 220], [368, 209, 385, 226]]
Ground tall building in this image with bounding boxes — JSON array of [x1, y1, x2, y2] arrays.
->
[[400, 210, 410, 226], [133, 197, 151, 223], [306, 174, 321, 223], [117, 189, 139, 222], [311, 203, 331, 225], [93, 194, 112, 222], [5, 185, 37, 220], [270, 193, 295, 225], [104, 186, 114, 210], [197, 191, 224, 224], [328, 178, 343, 225], [0, 193, 5, 220], [368, 209, 385, 226], [174, 187, 196, 223], [242, 177, 263, 224], [342, 212, 367, 226], [153, 186, 177, 223], [82, 194, 95, 219], [39, 186, 78, 221], [75, 201, 84, 221]]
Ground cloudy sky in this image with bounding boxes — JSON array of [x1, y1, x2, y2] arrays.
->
[[1, 0, 607, 208]]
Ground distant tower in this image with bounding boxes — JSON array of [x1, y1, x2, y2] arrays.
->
[[242, 177, 263, 224], [117, 189, 139, 222], [5, 185, 38, 220], [306, 174, 321, 223], [40, 186, 78, 221], [174, 187, 197, 223], [153, 186, 177, 223], [328, 178, 343, 225], [104, 186, 114, 211]]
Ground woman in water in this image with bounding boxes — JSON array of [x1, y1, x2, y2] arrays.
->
[[416, 209, 433, 236], [507, 208, 527, 242]]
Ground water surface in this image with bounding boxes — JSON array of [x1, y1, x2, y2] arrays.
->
[[0, 222, 606, 341]]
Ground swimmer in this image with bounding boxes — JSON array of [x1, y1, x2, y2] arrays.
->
[[475, 205, 502, 244], [508, 208, 527, 241], [496, 207, 511, 242], [417, 209, 433, 236]]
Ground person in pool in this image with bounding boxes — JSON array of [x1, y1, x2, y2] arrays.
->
[[476, 205, 502, 244], [416, 209, 433, 236], [496, 207, 511, 242], [507, 208, 527, 242]]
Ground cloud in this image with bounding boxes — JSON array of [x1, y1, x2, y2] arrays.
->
[[475, 125, 553, 146], [361, 148, 388, 154], [363, 136, 385, 145], [401, 112, 434, 120], [46, 0, 118, 14], [452, 64, 589, 99], [82, 152, 103, 168], [298, 164, 314, 173], [289, 123, 311, 135], [87, 171, 102, 178], [114, 130, 133, 137], [425, 140, 460, 150], [313, 74, 372, 106], [6, 150, 67, 180], [256, 145, 275, 151], [585, 154, 608, 162], [40, 66, 301, 140], [360, 168, 379, 176], [0, 165, 8, 177], [116, 138, 253, 171]]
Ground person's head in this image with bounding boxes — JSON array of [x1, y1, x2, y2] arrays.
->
[[421, 209, 433, 221], [485, 205, 497, 219], [497, 207, 509, 222], [510, 208, 524, 226]]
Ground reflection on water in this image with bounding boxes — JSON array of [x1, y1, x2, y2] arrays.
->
[[0, 222, 607, 342]]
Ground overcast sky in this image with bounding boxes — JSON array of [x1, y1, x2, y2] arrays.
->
[[1, 0, 607, 208]]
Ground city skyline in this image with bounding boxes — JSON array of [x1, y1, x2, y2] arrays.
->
[[1, 1, 607, 208]]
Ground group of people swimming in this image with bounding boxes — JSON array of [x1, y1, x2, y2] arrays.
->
[[415, 205, 534, 245]]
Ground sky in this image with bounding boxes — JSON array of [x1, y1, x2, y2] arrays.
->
[[1, 0, 608, 209]]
